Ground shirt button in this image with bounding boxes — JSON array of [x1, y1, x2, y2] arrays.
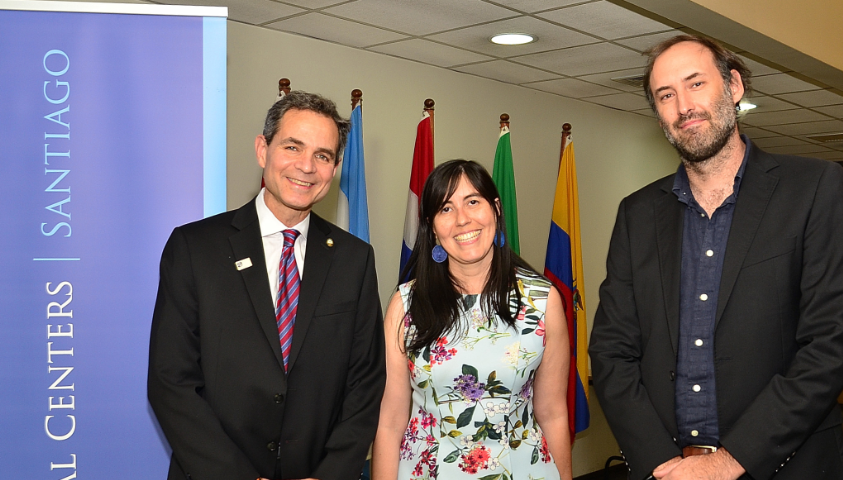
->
[[693, 384, 701, 392], [700, 213, 705, 217], [695, 339, 703, 346], [691, 430, 699, 437], [706, 249, 714, 257], [699, 293, 709, 301]]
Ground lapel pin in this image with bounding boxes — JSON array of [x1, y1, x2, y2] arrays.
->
[[326, 238, 334, 247], [235, 258, 253, 270]]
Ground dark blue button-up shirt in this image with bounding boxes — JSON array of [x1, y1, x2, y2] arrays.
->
[[672, 136, 750, 448]]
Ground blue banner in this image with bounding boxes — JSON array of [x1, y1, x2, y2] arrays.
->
[[0, 3, 226, 477]]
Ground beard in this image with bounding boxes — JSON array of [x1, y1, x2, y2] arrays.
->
[[661, 87, 737, 163]]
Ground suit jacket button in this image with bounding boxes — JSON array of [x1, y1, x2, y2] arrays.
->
[[267, 441, 278, 452], [669, 370, 676, 381], [274, 394, 284, 404]]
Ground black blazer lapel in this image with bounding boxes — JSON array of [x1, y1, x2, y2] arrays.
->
[[287, 214, 335, 372], [716, 148, 779, 327], [655, 178, 684, 355], [229, 200, 287, 371]]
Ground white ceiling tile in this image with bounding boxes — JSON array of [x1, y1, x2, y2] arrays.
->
[[324, 0, 515, 36], [737, 54, 782, 77], [750, 136, 809, 148], [281, 0, 349, 8], [369, 39, 493, 67], [485, 0, 585, 14], [455, 60, 560, 84], [764, 144, 832, 155], [775, 89, 843, 108], [538, 1, 671, 40], [266, 13, 406, 47], [614, 30, 682, 52], [427, 16, 597, 57], [525, 77, 623, 97], [743, 94, 799, 112], [739, 126, 779, 139], [751, 73, 821, 95], [741, 109, 830, 127], [162, 0, 304, 23], [576, 67, 646, 92], [764, 120, 843, 136], [813, 104, 843, 119], [515, 42, 645, 76], [584, 92, 650, 111]]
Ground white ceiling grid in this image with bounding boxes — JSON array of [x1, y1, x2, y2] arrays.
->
[[148, 0, 843, 160]]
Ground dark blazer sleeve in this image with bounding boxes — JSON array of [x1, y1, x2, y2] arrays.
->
[[311, 242, 385, 480], [148, 227, 260, 480], [590, 197, 682, 480], [720, 160, 843, 479]]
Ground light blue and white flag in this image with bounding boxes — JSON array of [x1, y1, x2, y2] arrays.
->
[[336, 103, 369, 242]]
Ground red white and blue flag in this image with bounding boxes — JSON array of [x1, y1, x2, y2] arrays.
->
[[399, 110, 434, 277]]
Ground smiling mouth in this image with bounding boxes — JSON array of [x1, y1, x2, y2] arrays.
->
[[287, 177, 313, 187], [454, 230, 480, 242]]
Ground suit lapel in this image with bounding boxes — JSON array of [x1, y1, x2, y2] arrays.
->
[[715, 149, 779, 327], [229, 200, 287, 372], [287, 214, 335, 372], [655, 179, 684, 355]]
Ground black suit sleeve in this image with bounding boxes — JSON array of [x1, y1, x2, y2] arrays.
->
[[311, 244, 386, 480], [148, 228, 260, 480], [721, 162, 843, 480], [589, 199, 682, 480]]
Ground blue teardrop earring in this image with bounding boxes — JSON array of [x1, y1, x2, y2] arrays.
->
[[432, 245, 448, 263], [495, 231, 506, 248]]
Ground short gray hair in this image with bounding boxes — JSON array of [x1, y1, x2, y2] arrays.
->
[[262, 91, 351, 163]]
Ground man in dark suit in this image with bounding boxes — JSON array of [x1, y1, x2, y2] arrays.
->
[[148, 91, 385, 480], [590, 35, 843, 480]]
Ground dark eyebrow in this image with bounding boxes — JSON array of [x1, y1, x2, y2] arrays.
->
[[279, 137, 336, 160], [653, 72, 704, 97]]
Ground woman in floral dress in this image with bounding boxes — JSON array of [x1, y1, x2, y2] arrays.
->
[[372, 160, 572, 480]]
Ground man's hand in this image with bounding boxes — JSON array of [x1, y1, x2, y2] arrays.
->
[[653, 449, 745, 480], [652, 456, 682, 478]]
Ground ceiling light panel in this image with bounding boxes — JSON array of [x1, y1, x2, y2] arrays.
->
[[428, 16, 594, 57]]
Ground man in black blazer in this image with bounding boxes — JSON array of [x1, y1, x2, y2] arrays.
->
[[590, 35, 843, 480], [148, 91, 385, 480]]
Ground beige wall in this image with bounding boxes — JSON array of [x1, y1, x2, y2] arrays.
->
[[228, 21, 679, 476]]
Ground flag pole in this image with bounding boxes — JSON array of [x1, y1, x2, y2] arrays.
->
[[500, 113, 510, 129], [559, 123, 572, 174], [278, 78, 291, 97], [351, 88, 362, 110], [424, 98, 435, 158]]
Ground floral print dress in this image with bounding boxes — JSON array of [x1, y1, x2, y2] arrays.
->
[[397, 269, 560, 480]]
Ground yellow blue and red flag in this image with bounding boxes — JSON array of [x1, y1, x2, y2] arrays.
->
[[543, 134, 590, 437]]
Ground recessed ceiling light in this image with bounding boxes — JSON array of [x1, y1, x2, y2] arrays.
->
[[738, 101, 757, 112], [490, 33, 535, 45]]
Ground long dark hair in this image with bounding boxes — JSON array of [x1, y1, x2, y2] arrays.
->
[[400, 159, 535, 353]]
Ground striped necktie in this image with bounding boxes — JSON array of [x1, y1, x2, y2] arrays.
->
[[275, 229, 300, 372]]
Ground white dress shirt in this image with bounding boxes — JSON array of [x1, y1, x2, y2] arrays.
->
[[255, 188, 309, 306]]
